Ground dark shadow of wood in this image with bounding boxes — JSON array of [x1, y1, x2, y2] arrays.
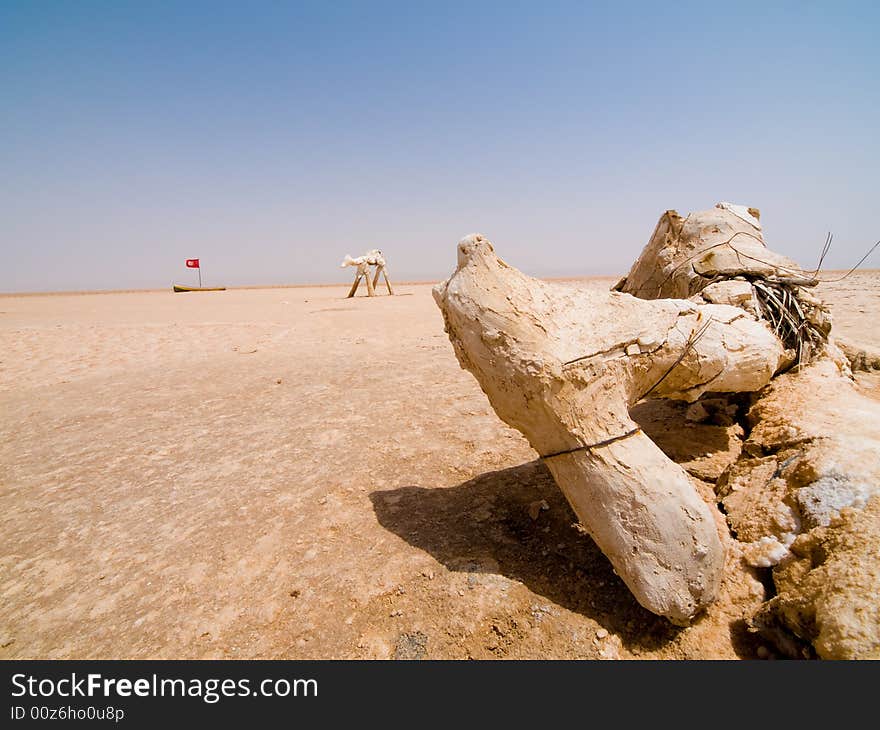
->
[[370, 460, 683, 653], [631, 397, 742, 461], [370, 390, 764, 657]]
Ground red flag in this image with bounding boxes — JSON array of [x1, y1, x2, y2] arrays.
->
[[186, 259, 200, 268]]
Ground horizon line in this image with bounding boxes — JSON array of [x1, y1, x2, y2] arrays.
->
[[1, 269, 876, 298]]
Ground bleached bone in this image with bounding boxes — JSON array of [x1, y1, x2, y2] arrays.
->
[[433, 234, 786, 624]]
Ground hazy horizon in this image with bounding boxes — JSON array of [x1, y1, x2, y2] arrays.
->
[[3, 1, 878, 292]]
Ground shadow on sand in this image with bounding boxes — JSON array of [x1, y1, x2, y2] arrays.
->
[[371, 399, 760, 657], [370, 459, 685, 653]]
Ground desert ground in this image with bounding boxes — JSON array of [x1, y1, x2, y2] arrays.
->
[[1, 271, 878, 660]]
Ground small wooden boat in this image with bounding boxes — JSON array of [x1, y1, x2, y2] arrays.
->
[[172, 284, 227, 293]]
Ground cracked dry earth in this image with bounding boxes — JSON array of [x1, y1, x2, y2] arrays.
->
[[1, 271, 877, 659]]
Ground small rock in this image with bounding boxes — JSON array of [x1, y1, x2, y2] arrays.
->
[[276, 378, 282, 384], [702, 279, 754, 306], [390, 609, 403, 617], [527, 499, 550, 520], [596, 628, 609, 640], [685, 402, 710, 423], [625, 343, 641, 356], [393, 631, 428, 660]]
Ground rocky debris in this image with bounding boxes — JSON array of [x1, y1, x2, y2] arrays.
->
[[719, 359, 880, 560], [715, 359, 880, 655], [530, 604, 553, 621], [393, 631, 428, 660], [751, 498, 880, 659]]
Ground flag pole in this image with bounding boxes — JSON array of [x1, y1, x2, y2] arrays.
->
[[198, 265, 202, 288]]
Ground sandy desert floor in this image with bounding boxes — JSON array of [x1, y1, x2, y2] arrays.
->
[[1, 271, 878, 660]]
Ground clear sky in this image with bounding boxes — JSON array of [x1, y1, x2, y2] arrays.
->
[[2, 1, 877, 291]]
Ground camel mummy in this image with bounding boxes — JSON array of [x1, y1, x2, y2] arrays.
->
[[341, 249, 394, 297], [434, 204, 880, 655], [433, 231, 787, 624]]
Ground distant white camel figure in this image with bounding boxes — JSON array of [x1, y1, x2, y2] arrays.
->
[[340, 248, 394, 297]]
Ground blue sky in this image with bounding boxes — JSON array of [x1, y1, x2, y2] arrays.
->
[[1, 1, 878, 291]]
